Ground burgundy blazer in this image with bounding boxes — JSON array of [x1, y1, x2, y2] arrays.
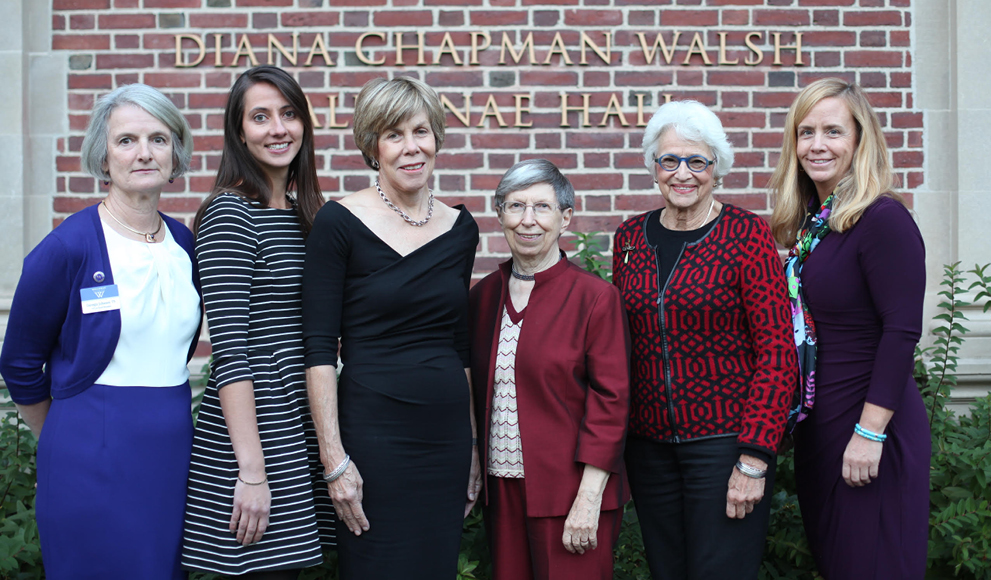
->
[[469, 257, 631, 518]]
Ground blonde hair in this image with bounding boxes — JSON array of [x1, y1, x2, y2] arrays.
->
[[769, 78, 900, 247], [352, 76, 446, 170]]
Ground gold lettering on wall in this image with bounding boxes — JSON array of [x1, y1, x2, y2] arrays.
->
[[355, 31, 386, 66], [635, 32, 681, 65], [230, 34, 259, 67], [174, 34, 205, 67], [172, 29, 805, 70], [560, 93, 592, 128], [580, 32, 611, 65], [499, 32, 536, 65], [268, 33, 299, 66]]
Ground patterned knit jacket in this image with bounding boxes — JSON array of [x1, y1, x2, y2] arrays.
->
[[612, 204, 798, 457]]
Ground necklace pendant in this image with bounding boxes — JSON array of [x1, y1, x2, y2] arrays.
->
[[145, 233, 156, 243]]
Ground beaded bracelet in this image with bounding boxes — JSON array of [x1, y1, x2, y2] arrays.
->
[[735, 461, 767, 479], [854, 423, 887, 442], [323, 454, 351, 483]]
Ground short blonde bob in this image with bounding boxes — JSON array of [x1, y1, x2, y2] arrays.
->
[[769, 78, 900, 247], [352, 76, 446, 170]]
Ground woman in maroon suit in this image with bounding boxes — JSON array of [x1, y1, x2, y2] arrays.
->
[[469, 159, 631, 580]]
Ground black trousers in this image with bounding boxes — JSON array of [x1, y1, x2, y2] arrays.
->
[[625, 436, 775, 580]]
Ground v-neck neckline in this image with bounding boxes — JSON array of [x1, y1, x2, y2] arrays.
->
[[333, 200, 467, 259]]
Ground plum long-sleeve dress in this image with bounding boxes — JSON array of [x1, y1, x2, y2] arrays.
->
[[795, 196, 930, 579]]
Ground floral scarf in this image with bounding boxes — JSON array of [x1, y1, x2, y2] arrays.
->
[[784, 194, 833, 432]]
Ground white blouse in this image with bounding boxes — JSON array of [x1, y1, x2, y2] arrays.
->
[[95, 219, 201, 387]]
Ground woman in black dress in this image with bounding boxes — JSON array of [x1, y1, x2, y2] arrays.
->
[[303, 76, 480, 579]]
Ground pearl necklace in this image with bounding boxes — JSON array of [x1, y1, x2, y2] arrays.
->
[[376, 179, 434, 227]]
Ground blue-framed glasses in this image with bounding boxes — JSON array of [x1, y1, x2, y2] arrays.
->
[[655, 154, 716, 173]]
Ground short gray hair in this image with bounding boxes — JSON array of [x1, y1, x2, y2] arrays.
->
[[494, 159, 575, 211], [641, 100, 734, 183], [81, 83, 193, 180]]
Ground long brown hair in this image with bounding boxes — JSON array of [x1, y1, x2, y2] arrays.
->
[[194, 66, 323, 236], [769, 78, 899, 247]]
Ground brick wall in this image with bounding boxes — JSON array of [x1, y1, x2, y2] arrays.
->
[[52, 0, 919, 277]]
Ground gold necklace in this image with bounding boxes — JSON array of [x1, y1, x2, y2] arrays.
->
[[101, 200, 163, 243], [664, 197, 715, 231]]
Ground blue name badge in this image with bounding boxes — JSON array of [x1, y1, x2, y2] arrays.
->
[[80, 285, 121, 314]]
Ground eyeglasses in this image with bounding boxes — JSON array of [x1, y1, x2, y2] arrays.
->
[[655, 154, 716, 173], [497, 201, 561, 217]]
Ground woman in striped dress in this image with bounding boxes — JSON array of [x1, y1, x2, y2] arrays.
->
[[182, 66, 334, 578]]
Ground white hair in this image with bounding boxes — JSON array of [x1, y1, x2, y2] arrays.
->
[[641, 100, 734, 183]]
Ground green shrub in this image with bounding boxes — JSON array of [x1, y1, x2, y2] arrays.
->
[[0, 413, 42, 580], [3, 262, 991, 579]]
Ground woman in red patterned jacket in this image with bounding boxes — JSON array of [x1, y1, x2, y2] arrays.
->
[[612, 100, 798, 580]]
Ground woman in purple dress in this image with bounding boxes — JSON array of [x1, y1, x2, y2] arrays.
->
[[769, 78, 929, 579]]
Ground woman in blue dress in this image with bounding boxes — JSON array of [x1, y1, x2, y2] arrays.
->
[[0, 83, 200, 579]]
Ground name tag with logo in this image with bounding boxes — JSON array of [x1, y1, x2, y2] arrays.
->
[[80, 285, 120, 314]]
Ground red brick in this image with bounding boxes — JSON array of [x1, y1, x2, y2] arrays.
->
[[660, 10, 718, 26], [567, 133, 625, 149], [859, 72, 886, 88], [374, 10, 433, 26], [472, 134, 530, 149], [891, 112, 922, 129], [721, 10, 749, 25], [893, 151, 923, 168], [56, 156, 80, 172], [813, 9, 839, 26], [96, 54, 155, 69], [891, 31, 910, 47], [884, 132, 904, 148], [615, 195, 659, 211], [906, 172, 923, 189], [236, 0, 292, 5], [98, 14, 156, 29], [753, 132, 784, 149], [754, 9, 810, 25], [716, 112, 765, 128], [281, 11, 340, 26], [721, 91, 749, 108], [68, 73, 113, 89], [843, 50, 903, 68], [53, 34, 111, 50], [907, 131, 922, 148], [708, 71, 765, 86], [734, 152, 764, 167], [519, 153, 578, 169], [68, 93, 94, 111], [676, 71, 704, 86], [564, 10, 623, 26], [144, 72, 202, 88], [145, 0, 198, 6], [68, 178, 96, 194], [190, 14, 249, 27], [798, 0, 853, 5], [753, 92, 797, 108], [802, 31, 856, 46], [843, 10, 902, 26], [709, 0, 761, 5], [70, 14, 95, 29], [54, 0, 109, 8], [865, 91, 902, 107], [425, 71, 484, 87], [715, 193, 766, 211], [569, 215, 623, 231], [566, 173, 622, 191]]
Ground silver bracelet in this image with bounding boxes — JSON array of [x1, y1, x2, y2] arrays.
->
[[735, 460, 767, 479], [323, 454, 351, 483]]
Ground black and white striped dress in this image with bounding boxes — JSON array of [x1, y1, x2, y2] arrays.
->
[[182, 193, 335, 574]]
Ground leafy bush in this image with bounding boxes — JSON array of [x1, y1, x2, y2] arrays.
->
[[0, 414, 42, 580], [4, 261, 991, 579]]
